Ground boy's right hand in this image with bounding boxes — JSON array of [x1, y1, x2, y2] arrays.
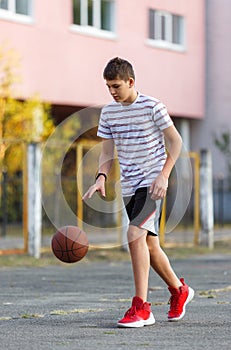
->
[[82, 179, 106, 200]]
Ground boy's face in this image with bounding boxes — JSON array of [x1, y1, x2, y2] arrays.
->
[[105, 77, 135, 104]]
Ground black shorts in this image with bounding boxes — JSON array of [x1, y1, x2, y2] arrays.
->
[[123, 187, 162, 236]]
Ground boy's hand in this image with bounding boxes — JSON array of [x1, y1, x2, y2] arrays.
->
[[82, 178, 106, 200], [149, 173, 168, 200]]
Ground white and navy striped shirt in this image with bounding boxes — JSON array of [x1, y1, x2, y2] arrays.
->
[[97, 93, 173, 196]]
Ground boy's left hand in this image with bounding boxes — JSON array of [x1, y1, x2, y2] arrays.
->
[[149, 173, 168, 200]]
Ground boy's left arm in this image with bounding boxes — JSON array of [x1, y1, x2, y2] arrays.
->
[[149, 125, 182, 200]]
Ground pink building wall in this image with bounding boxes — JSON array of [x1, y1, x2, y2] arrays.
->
[[0, 0, 205, 118], [191, 0, 231, 178]]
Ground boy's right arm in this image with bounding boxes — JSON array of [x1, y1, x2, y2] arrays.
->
[[82, 138, 115, 200]]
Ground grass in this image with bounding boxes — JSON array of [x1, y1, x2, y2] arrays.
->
[[0, 240, 230, 268]]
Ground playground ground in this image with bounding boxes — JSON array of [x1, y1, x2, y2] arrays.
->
[[0, 233, 230, 350]]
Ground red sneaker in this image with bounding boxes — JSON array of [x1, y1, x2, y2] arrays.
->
[[117, 296, 155, 328], [168, 278, 194, 321]]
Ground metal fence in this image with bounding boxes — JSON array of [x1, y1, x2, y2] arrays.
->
[[1, 139, 230, 255], [213, 176, 231, 226]]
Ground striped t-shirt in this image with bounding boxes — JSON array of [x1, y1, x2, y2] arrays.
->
[[97, 93, 173, 196]]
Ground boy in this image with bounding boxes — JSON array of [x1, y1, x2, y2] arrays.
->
[[83, 57, 194, 328]]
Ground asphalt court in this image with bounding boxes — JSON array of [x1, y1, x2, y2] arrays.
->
[[0, 254, 231, 350]]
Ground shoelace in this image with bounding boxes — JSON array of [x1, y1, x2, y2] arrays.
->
[[124, 306, 137, 317], [168, 295, 180, 313]]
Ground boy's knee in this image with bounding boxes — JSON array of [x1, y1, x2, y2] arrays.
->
[[147, 236, 161, 252], [127, 225, 147, 244]]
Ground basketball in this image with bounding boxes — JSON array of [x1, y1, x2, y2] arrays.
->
[[51, 226, 89, 263]]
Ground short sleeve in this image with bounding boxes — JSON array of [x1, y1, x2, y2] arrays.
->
[[153, 101, 173, 130], [97, 108, 113, 139]]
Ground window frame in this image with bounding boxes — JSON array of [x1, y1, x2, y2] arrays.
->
[[147, 9, 186, 52], [0, 0, 33, 24], [71, 0, 116, 40]]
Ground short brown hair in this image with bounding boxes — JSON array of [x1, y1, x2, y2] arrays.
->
[[103, 57, 135, 81]]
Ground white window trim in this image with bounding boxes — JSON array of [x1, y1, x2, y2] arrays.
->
[[71, 0, 116, 40], [147, 9, 186, 52], [155, 11, 172, 41], [70, 23, 117, 40], [0, 0, 33, 25], [146, 38, 186, 52]]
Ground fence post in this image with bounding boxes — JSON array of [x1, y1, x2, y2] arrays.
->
[[27, 143, 42, 258], [200, 149, 214, 249], [1, 169, 7, 237]]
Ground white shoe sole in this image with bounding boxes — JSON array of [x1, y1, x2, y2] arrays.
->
[[117, 312, 155, 328], [168, 287, 195, 322]]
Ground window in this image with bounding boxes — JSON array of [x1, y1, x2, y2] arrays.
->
[[148, 9, 185, 51], [16, 0, 30, 15], [101, 0, 113, 31], [0, 0, 33, 22], [72, 0, 115, 38]]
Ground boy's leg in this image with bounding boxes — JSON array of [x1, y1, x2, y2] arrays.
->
[[128, 225, 150, 301], [147, 235, 194, 321], [117, 225, 155, 328], [146, 235, 182, 288]]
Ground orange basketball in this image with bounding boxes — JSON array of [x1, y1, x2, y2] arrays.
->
[[51, 226, 89, 263]]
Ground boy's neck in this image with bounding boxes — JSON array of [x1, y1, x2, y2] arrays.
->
[[122, 90, 138, 105]]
